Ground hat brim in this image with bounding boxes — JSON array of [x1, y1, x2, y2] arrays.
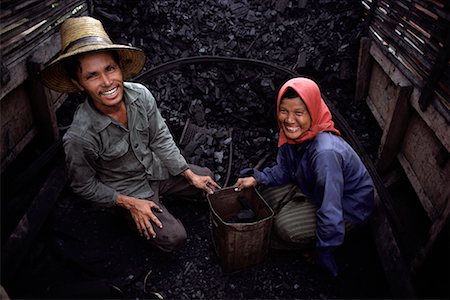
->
[[40, 44, 146, 93]]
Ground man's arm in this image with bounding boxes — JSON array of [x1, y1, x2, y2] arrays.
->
[[142, 87, 189, 175], [63, 133, 118, 206]]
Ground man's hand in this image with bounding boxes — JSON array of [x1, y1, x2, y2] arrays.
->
[[234, 176, 257, 191], [116, 194, 163, 240], [181, 168, 221, 194]]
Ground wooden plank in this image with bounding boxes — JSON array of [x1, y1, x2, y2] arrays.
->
[[0, 0, 42, 19], [371, 18, 431, 79], [400, 113, 450, 217], [355, 37, 372, 102], [1, 0, 87, 62], [366, 62, 402, 130], [26, 61, 60, 144], [377, 85, 413, 172], [366, 95, 385, 128], [370, 193, 417, 298], [418, 30, 450, 110], [0, 31, 60, 100], [3, 161, 67, 283], [1, 128, 38, 174], [410, 192, 450, 275], [411, 89, 450, 152], [397, 153, 438, 221], [369, 42, 412, 88], [0, 86, 36, 173], [370, 44, 450, 152], [1, 1, 88, 66]]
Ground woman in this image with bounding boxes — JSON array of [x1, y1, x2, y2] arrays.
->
[[234, 77, 374, 277]]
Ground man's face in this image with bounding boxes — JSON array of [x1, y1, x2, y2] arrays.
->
[[278, 97, 312, 141], [72, 51, 124, 112]]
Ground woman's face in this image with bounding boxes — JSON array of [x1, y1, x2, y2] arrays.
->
[[278, 97, 312, 141]]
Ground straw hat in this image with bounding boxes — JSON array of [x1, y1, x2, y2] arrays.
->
[[40, 16, 146, 93]]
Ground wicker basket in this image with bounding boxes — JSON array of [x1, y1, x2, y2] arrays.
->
[[207, 187, 274, 272]]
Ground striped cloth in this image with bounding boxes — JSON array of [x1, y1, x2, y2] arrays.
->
[[260, 184, 353, 250]]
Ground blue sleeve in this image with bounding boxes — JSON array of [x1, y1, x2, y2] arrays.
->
[[310, 149, 344, 205], [240, 146, 292, 186], [310, 149, 346, 247]]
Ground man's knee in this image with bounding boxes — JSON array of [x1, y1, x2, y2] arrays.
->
[[152, 219, 187, 252]]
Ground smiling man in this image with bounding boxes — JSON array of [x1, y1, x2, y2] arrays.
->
[[40, 16, 219, 252]]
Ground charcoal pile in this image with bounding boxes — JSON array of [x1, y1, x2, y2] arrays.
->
[[87, 0, 380, 187], [48, 1, 387, 299]]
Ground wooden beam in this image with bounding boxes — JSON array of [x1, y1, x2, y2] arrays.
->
[[410, 189, 450, 275], [377, 85, 413, 172], [397, 153, 438, 221], [410, 88, 450, 153], [369, 42, 413, 88], [370, 193, 417, 298], [26, 60, 60, 145], [418, 30, 450, 110], [355, 37, 373, 102], [0, 128, 37, 174]]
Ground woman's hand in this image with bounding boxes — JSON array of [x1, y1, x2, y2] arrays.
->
[[182, 168, 221, 194], [116, 194, 163, 239], [234, 176, 257, 191]]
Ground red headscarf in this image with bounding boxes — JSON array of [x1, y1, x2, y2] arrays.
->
[[277, 77, 340, 147]]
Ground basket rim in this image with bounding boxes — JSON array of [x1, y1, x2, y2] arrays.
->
[[207, 186, 274, 225]]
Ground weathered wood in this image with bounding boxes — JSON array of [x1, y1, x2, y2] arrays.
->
[[3, 161, 67, 283], [377, 85, 413, 172], [355, 37, 372, 102], [366, 63, 399, 129], [0, 87, 36, 173], [1, 1, 88, 68], [370, 193, 417, 298], [418, 30, 450, 110], [1, 0, 87, 57], [0, 30, 60, 100], [366, 95, 385, 128], [1, 128, 37, 173], [410, 193, 450, 275], [410, 88, 450, 152], [369, 42, 413, 88], [366, 0, 450, 116], [367, 39, 450, 220], [26, 61, 60, 145], [399, 113, 450, 221]]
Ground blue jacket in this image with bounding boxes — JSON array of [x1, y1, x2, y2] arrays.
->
[[243, 132, 374, 247]]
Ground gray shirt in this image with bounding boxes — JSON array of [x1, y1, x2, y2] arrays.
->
[[63, 82, 188, 206]]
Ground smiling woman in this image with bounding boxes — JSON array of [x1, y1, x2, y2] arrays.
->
[[235, 77, 375, 277], [277, 88, 312, 142]]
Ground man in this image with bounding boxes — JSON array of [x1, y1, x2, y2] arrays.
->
[[41, 16, 220, 252]]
